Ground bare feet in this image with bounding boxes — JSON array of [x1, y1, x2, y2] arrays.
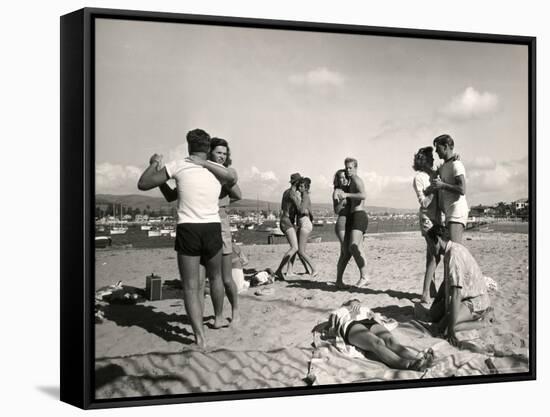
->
[[195, 334, 207, 350], [311, 271, 319, 278], [229, 310, 240, 327], [420, 293, 430, 304], [275, 270, 286, 281], [355, 277, 370, 288], [335, 281, 349, 290], [213, 316, 225, 329], [408, 348, 434, 371]]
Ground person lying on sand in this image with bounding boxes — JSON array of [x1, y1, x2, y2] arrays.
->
[[329, 299, 434, 371], [426, 225, 494, 346]]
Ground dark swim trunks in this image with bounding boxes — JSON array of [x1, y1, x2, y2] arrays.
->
[[345, 210, 369, 234], [174, 223, 222, 259], [343, 318, 378, 344]]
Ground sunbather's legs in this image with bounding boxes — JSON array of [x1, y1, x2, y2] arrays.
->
[[371, 324, 420, 361], [347, 323, 411, 369]]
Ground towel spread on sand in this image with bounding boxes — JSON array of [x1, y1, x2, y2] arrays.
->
[[308, 319, 529, 386]]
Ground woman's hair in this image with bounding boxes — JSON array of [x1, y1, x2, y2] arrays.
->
[[333, 169, 347, 189], [298, 177, 311, 191], [413, 146, 434, 171], [209, 137, 232, 167]]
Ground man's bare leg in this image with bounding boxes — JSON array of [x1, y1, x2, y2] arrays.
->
[[335, 247, 352, 288], [448, 222, 464, 244], [349, 229, 369, 287], [221, 253, 239, 326], [205, 249, 225, 329], [177, 254, 207, 348]]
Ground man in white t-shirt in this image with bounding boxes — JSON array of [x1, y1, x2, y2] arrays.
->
[[429, 134, 469, 243], [137, 129, 236, 349]]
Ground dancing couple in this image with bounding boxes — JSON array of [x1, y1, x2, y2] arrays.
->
[[274, 173, 318, 280], [137, 129, 241, 348], [332, 158, 369, 289]]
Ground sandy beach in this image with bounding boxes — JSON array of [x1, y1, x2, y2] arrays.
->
[[94, 231, 530, 399]]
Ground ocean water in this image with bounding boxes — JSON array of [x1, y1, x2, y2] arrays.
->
[[96, 219, 528, 250]]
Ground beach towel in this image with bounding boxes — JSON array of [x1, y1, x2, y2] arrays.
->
[[307, 319, 529, 386]]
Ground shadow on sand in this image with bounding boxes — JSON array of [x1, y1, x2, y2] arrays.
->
[[102, 304, 196, 345], [284, 277, 420, 302]]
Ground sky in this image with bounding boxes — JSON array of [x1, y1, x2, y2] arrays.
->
[[95, 18, 529, 209]]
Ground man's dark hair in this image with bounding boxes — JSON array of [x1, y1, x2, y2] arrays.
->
[[433, 134, 454, 149], [426, 224, 448, 242], [186, 128, 211, 153], [210, 137, 232, 167], [344, 157, 358, 168]]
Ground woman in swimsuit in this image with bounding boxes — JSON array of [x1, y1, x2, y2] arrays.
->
[[332, 169, 349, 244], [412, 146, 441, 304], [288, 177, 318, 277], [275, 173, 303, 280]]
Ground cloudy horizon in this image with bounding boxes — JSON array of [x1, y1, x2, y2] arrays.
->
[[95, 19, 529, 209]]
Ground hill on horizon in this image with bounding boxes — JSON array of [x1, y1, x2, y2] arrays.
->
[[95, 194, 416, 214]]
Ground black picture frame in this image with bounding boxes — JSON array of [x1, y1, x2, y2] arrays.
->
[[60, 7, 536, 409]]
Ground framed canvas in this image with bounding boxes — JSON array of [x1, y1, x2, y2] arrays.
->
[[60, 7, 536, 409]]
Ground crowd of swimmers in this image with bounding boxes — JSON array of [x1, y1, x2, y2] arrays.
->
[[138, 130, 494, 370]]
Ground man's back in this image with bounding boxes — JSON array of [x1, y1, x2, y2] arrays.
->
[[444, 241, 487, 300], [165, 159, 221, 224]]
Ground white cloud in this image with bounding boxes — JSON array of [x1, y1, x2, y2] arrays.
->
[[239, 166, 281, 200], [357, 170, 412, 206], [441, 87, 499, 120], [96, 162, 142, 194], [288, 67, 345, 87], [467, 157, 528, 202], [166, 144, 188, 163], [466, 156, 497, 171]]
